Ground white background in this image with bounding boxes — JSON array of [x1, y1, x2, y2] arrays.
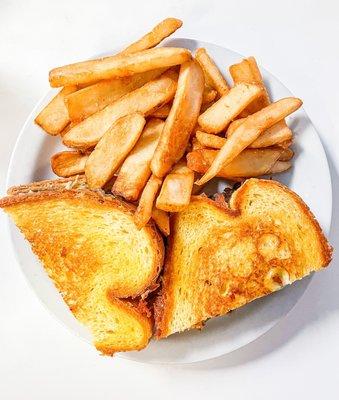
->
[[0, 0, 338, 398]]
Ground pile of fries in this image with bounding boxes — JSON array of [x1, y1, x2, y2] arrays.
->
[[35, 17, 302, 236]]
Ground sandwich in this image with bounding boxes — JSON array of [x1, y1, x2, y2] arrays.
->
[[155, 178, 332, 338], [0, 176, 164, 355], [1, 176, 332, 351]]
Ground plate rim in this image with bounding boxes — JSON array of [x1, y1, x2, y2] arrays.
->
[[5, 37, 333, 365]]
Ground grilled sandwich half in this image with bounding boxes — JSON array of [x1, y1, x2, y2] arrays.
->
[[1, 177, 164, 354], [155, 178, 332, 338]]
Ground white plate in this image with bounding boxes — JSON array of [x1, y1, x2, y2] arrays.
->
[[6, 38, 332, 364]]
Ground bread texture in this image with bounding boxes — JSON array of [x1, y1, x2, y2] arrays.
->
[[155, 178, 332, 338], [1, 179, 164, 354]]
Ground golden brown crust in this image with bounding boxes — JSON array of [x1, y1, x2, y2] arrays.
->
[[6, 175, 87, 195], [1, 180, 165, 354], [231, 179, 333, 265], [151, 60, 204, 177], [1, 183, 165, 299], [95, 296, 152, 355], [2, 185, 135, 213], [155, 178, 332, 338]]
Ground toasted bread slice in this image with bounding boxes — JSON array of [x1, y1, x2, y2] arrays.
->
[[6, 175, 87, 195], [76, 291, 153, 354], [155, 179, 332, 338], [1, 179, 164, 354]]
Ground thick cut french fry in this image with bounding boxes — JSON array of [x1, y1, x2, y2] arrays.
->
[[187, 148, 283, 179], [200, 101, 213, 114], [149, 86, 217, 119], [202, 86, 218, 104], [196, 97, 302, 185], [191, 136, 205, 151], [279, 139, 293, 149], [230, 57, 263, 83], [51, 151, 89, 177], [195, 48, 229, 96], [191, 170, 207, 194], [49, 47, 190, 87], [198, 83, 263, 134], [151, 60, 204, 177], [278, 147, 294, 161], [156, 162, 194, 212], [151, 208, 170, 236], [226, 118, 245, 136], [150, 103, 172, 118], [85, 113, 146, 189], [134, 175, 163, 229], [227, 119, 293, 148], [196, 131, 226, 149], [229, 57, 270, 115], [250, 121, 293, 148], [268, 161, 291, 174], [35, 86, 78, 135], [229, 57, 293, 146], [197, 130, 294, 157], [65, 68, 166, 122], [63, 70, 178, 149], [121, 18, 183, 54], [112, 118, 164, 201], [60, 121, 77, 137]]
